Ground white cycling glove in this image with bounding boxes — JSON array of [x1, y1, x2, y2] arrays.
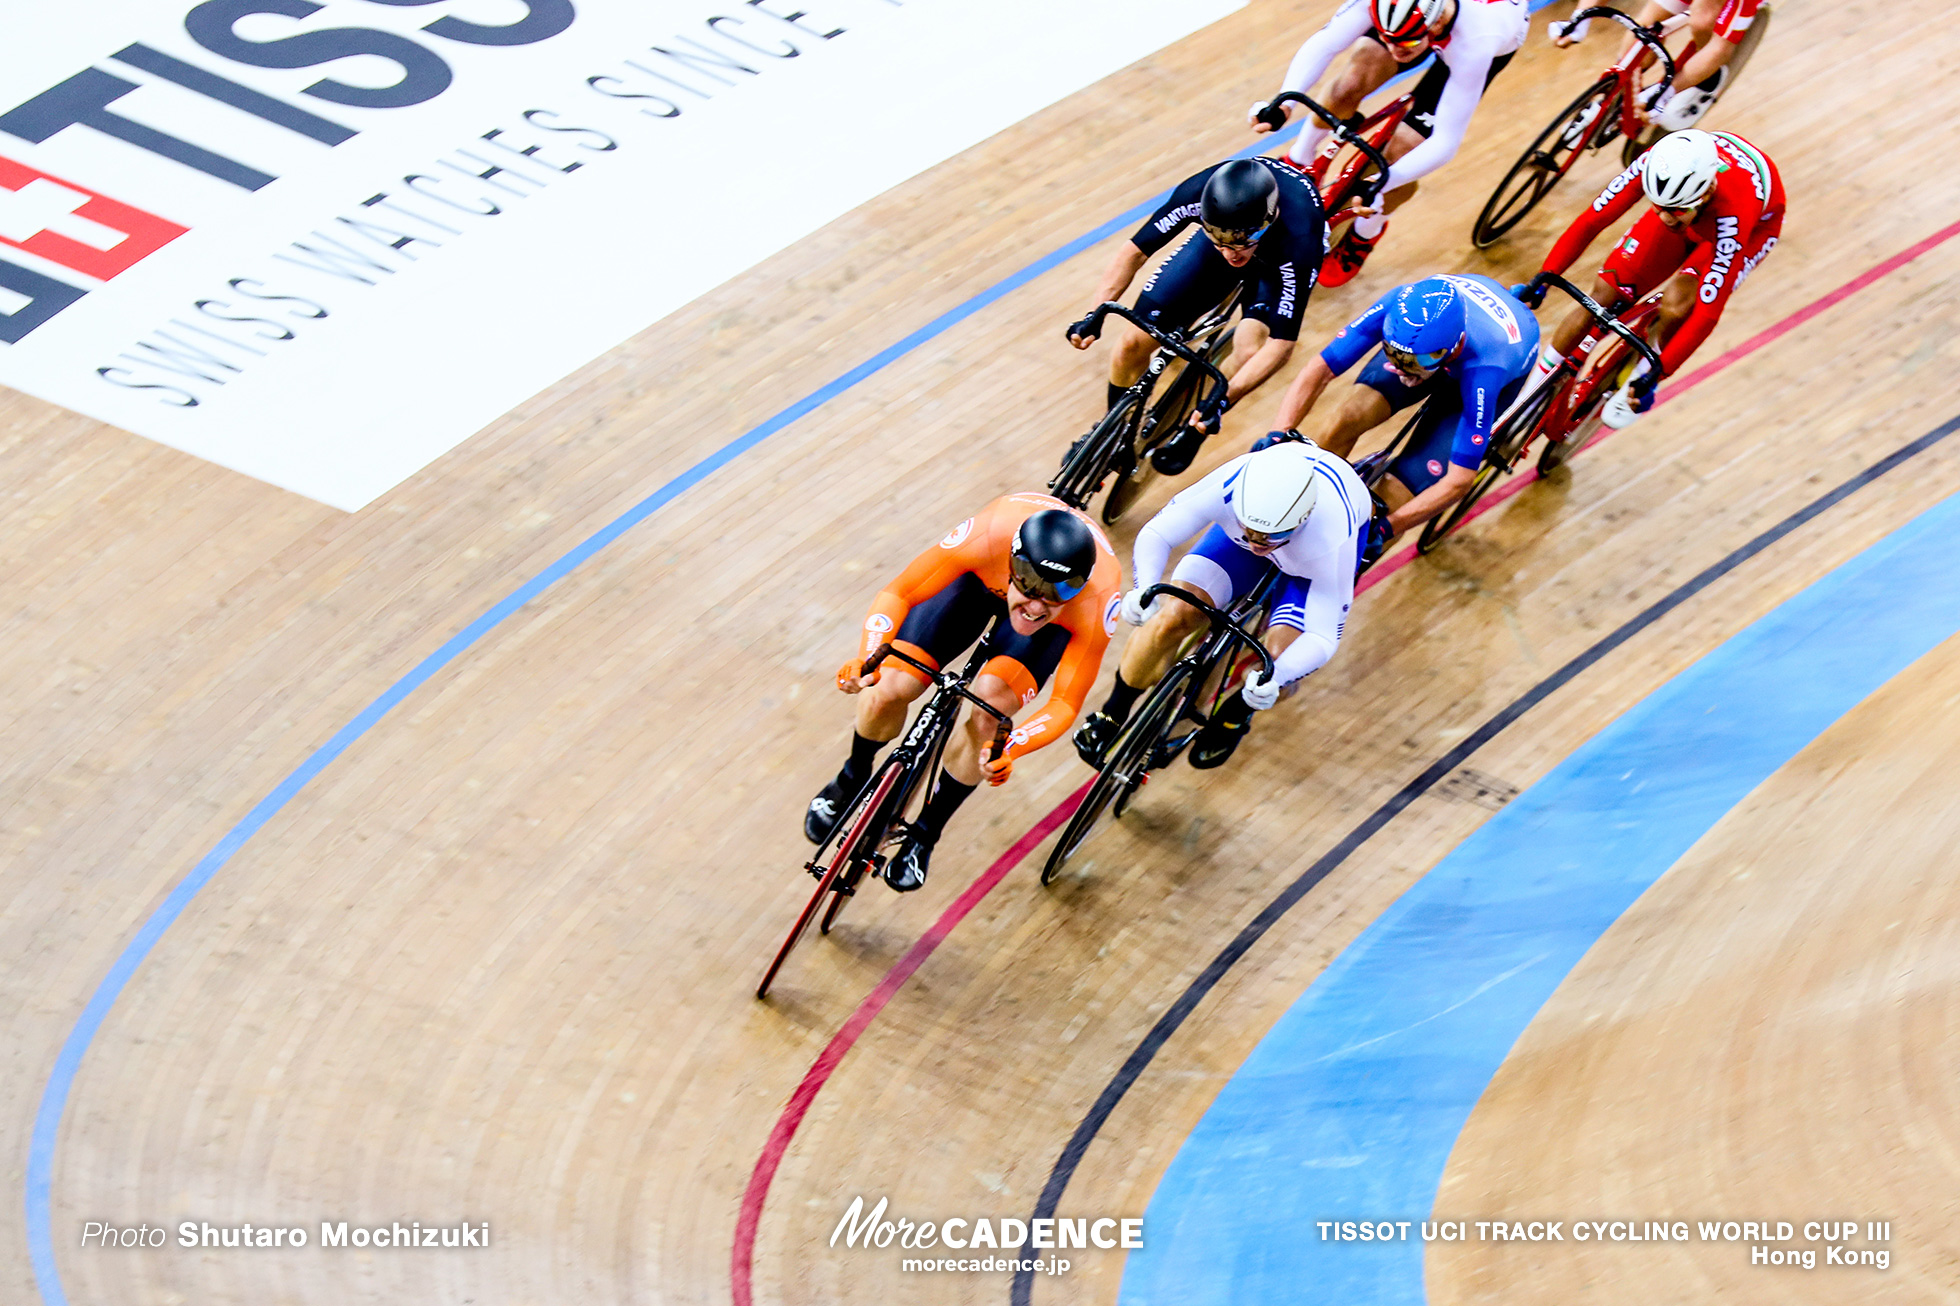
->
[[1241, 670, 1282, 711], [1120, 589, 1156, 627]]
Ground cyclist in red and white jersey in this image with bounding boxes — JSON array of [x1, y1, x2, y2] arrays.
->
[[1516, 129, 1783, 424], [1554, 0, 1762, 130], [1252, 0, 1530, 285]]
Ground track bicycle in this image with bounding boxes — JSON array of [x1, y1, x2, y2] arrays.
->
[[1471, 6, 1680, 247], [1523, 271, 1666, 474], [757, 636, 1012, 998], [1613, 2, 1774, 169], [1253, 91, 1394, 275], [1040, 582, 1275, 885], [1412, 271, 1662, 552], [1050, 301, 1231, 524]]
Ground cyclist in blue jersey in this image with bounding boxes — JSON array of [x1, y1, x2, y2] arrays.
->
[[1270, 274, 1539, 540]]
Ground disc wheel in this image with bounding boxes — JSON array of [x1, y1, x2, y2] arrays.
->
[[1473, 76, 1617, 248], [1050, 393, 1139, 511], [1040, 666, 1191, 886]]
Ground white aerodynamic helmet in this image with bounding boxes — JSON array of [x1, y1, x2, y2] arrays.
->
[[1232, 444, 1320, 539], [1640, 129, 1722, 209], [1371, 0, 1447, 42]]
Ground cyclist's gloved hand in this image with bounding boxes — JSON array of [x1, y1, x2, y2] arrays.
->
[[1119, 589, 1155, 627], [836, 656, 878, 693], [1629, 369, 1660, 412], [1249, 99, 1280, 131], [1357, 504, 1393, 576], [1065, 312, 1102, 346], [982, 749, 1014, 786], [1241, 670, 1283, 711], [1510, 280, 1547, 309], [1251, 428, 1310, 452]]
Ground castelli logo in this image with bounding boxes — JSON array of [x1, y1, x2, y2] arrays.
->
[[1427, 459, 1444, 476], [940, 518, 974, 548]]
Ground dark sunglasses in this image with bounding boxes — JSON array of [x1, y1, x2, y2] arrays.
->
[[1009, 553, 1087, 603]]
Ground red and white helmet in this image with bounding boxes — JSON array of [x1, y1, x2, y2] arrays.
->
[[1371, 0, 1446, 42], [1640, 130, 1723, 209]]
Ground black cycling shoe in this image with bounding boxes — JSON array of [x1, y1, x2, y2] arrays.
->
[[1188, 713, 1252, 770], [883, 832, 932, 892], [1149, 425, 1205, 476], [1073, 710, 1121, 768], [804, 776, 850, 844]]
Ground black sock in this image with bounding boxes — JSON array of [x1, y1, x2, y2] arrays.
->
[[1212, 693, 1254, 730], [914, 774, 977, 843], [1106, 381, 1126, 411], [1102, 673, 1143, 724], [839, 731, 885, 788]]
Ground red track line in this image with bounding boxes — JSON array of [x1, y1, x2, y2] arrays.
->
[[732, 784, 1088, 1305], [730, 218, 1960, 1305]]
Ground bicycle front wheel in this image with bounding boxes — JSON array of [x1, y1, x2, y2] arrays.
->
[[1051, 392, 1140, 511], [1473, 76, 1617, 248], [756, 766, 900, 997], [1041, 666, 1192, 886]]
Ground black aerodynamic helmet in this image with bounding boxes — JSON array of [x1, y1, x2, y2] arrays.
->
[[1009, 509, 1097, 602], [1200, 159, 1279, 245]]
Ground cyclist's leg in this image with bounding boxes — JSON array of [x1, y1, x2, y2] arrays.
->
[[808, 579, 983, 841], [828, 576, 989, 780], [1384, 401, 1459, 500], [1094, 525, 1267, 723], [900, 629, 1066, 882], [1319, 349, 1426, 459], [1113, 235, 1233, 392]]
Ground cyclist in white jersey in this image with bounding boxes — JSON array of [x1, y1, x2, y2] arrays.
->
[[1073, 442, 1365, 770], [1252, 0, 1531, 285]]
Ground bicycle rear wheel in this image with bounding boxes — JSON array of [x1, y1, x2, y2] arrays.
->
[[1473, 76, 1617, 247], [1538, 333, 1634, 473], [1041, 665, 1192, 885], [1105, 320, 1234, 523], [756, 765, 900, 997], [1050, 392, 1140, 510]]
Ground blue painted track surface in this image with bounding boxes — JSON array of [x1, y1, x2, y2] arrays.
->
[[1121, 489, 1960, 1305]]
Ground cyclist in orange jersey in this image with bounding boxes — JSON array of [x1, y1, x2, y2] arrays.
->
[[807, 495, 1121, 892]]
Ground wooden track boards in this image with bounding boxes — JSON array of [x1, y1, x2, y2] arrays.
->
[[3, 0, 1959, 1303]]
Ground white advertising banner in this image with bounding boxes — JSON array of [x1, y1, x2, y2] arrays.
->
[[0, 0, 1241, 509]]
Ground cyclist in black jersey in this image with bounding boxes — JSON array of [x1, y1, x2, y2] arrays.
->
[[1067, 157, 1328, 477]]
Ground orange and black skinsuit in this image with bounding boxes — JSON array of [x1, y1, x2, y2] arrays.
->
[[852, 492, 1121, 770]]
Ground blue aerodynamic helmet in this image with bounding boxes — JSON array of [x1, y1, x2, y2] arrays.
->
[[1381, 276, 1466, 372]]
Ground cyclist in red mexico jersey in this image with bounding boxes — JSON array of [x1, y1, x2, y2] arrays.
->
[[806, 496, 1120, 892], [1554, 0, 1762, 130], [1252, 0, 1530, 286], [1514, 129, 1783, 425]]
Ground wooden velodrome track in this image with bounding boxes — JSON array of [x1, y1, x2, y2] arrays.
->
[[7, 0, 1960, 1302]]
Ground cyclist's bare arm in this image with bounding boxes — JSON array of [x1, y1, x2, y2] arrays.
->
[[1386, 463, 1477, 533], [1274, 353, 1337, 432], [1070, 243, 1149, 347]]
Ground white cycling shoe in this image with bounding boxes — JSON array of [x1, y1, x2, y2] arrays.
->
[[1601, 387, 1641, 429]]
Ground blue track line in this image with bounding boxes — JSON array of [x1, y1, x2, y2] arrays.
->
[[19, 76, 1345, 1306], [20, 24, 1515, 1296]]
